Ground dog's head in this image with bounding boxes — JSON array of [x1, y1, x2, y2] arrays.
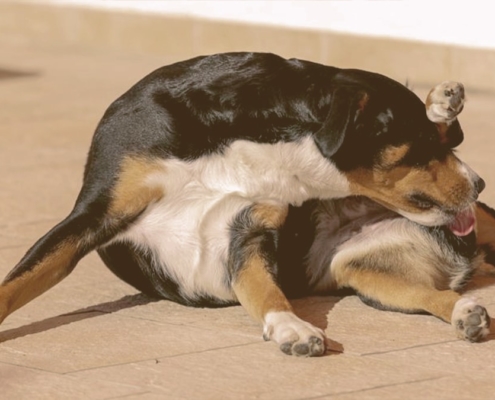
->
[[314, 70, 483, 235]]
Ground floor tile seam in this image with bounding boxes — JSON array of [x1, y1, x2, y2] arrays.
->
[[103, 311, 261, 339], [0, 360, 150, 392], [358, 338, 461, 357], [300, 375, 447, 400], [0, 359, 69, 375], [65, 341, 261, 376], [102, 391, 155, 400]]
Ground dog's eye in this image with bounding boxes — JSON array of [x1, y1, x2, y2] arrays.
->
[[408, 193, 437, 210]]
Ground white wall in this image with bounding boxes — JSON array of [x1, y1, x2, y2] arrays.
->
[[31, 0, 495, 50]]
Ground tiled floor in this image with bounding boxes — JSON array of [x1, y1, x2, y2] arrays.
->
[[1, 41, 495, 400]]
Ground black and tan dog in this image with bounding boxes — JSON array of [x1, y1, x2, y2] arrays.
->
[[1, 53, 493, 356]]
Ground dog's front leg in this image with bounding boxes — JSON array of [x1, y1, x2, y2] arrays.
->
[[230, 203, 326, 357]]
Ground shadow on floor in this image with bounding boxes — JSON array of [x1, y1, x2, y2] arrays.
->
[[0, 67, 39, 81], [0, 293, 157, 343]]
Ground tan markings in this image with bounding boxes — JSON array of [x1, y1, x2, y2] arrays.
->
[[335, 268, 460, 322], [379, 144, 410, 169], [251, 203, 289, 229], [475, 204, 495, 247], [346, 151, 473, 215], [110, 156, 164, 218], [436, 123, 450, 145], [358, 92, 370, 111], [0, 240, 78, 324], [233, 253, 292, 323]]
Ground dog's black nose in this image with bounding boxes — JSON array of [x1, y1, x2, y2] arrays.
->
[[475, 177, 486, 195]]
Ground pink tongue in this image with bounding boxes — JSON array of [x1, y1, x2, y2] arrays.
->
[[448, 208, 475, 236]]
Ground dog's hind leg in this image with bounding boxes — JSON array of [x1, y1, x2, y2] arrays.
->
[[0, 212, 106, 324], [426, 81, 466, 147], [334, 267, 490, 342], [230, 202, 326, 357], [0, 155, 164, 324]]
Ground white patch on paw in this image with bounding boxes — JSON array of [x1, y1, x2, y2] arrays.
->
[[263, 311, 326, 356], [427, 81, 465, 123], [452, 297, 491, 342]]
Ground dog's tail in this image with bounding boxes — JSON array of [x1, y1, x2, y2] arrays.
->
[[475, 201, 495, 266]]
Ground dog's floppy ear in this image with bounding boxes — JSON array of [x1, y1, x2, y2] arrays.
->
[[313, 87, 369, 158]]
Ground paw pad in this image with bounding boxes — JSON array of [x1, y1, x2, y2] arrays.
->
[[264, 311, 327, 357], [280, 336, 325, 357], [452, 299, 491, 342]]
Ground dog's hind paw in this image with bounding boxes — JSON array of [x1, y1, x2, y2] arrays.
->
[[452, 297, 491, 342], [263, 311, 326, 357], [427, 81, 465, 123]]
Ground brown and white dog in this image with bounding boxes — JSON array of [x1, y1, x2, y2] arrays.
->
[[0, 53, 492, 356]]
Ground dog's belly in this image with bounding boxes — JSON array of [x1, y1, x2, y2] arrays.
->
[[304, 198, 400, 291], [115, 186, 252, 303]]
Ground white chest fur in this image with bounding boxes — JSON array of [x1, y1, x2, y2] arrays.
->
[[117, 136, 350, 301]]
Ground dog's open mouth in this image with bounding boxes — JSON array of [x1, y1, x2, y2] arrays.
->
[[448, 207, 475, 236]]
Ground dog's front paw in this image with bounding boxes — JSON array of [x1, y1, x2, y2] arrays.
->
[[427, 81, 465, 123], [263, 311, 326, 357], [452, 297, 490, 342]]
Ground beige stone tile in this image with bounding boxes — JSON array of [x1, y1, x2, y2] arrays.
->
[[0, 166, 82, 223], [104, 13, 196, 59], [0, 220, 65, 250], [71, 342, 442, 399], [0, 2, 195, 59], [328, 375, 495, 400], [0, 362, 143, 400], [197, 20, 324, 62], [368, 334, 495, 380], [451, 46, 495, 93], [0, 312, 257, 373], [322, 33, 451, 88], [114, 393, 183, 400]]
